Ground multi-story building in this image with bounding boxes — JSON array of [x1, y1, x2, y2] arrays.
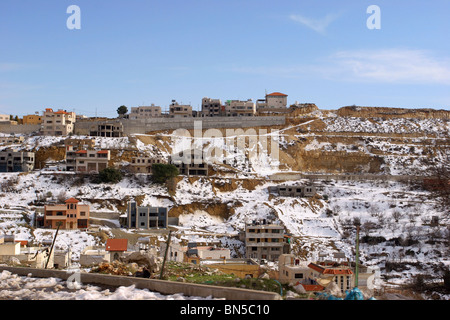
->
[[257, 92, 289, 115], [41, 108, 76, 136], [129, 105, 162, 120], [0, 114, 10, 122], [225, 99, 256, 117], [0, 136, 24, 145], [169, 148, 208, 176], [130, 155, 166, 174], [43, 198, 90, 230], [169, 100, 192, 118], [243, 219, 289, 262], [88, 121, 124, 137], [126, 202, 168, 229], [65, 146, 110, 173], [201, 97, 224, 117], [0, 149, 35, 172]]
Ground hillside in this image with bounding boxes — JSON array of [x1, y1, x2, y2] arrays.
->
[[1, 108, 449, 299]]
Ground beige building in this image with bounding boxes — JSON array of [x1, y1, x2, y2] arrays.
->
[[225, 99, 256, 117], [0, 135, 24, 145], [41, 108, 76, 135], [257, 92, 289, 115], [243, 220, 289, 262], [22, 114, 43, 125], [44, 198, 90, 230], [169, 101, 192, 118], [0, 149, 35, 172], [65, 146, 110, 173], [89, 121, 124, 137], [0, 114, 10, 122], [169, 148, 208, 176], [201, 97, 224, 117], [130, 105, 162, 119], [0, 236, 54, 268], [130, 155, 166, 174]]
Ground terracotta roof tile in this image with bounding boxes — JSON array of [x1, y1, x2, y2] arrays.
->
[[106, 239, 128, 252]]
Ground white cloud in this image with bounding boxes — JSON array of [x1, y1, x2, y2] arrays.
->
[[327, 49, 450, 85], [289, 13, 340, 35]]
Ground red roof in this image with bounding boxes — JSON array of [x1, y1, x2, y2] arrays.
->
[[301, 284, 324, 292], [106, 239, 128, 252], [97, 150, 109, 154], [76, 150, 87, 154], [266, 92, 287, 97], [65, 198, 80, 204], [308, 263, 353, 275]]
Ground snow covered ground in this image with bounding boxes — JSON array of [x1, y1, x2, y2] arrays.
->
[[0, 270, 215, 300]]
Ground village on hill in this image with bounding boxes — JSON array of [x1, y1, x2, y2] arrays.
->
[[0, 92, 449, 300]]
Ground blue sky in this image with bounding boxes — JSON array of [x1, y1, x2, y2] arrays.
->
[[1, 0, 449, 117]]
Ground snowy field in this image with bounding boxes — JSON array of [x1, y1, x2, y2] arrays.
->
[[0, 270, 215, 300]]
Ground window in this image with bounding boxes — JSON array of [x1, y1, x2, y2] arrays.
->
[[295, 273, 303, 279]]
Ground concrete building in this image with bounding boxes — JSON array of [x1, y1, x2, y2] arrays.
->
[[0, 114, 10, 122], [0, 135, 24, 145], [65, 146, 110, 173], [0, 235, 54, 269], [169, 148, 208, 176], [130, 105, 162, 120], [126, 202, 168, 229], [243, 220, 289, 262], [89, 121, 124, 137], [225, 99, 256, 117], [0, 149, 35, 172], [106, 238, 128, 262], [43, 198, 90, 230], [130, 155, 166, 174], [169, 100, 193, 118], [201, 97, 224, 117], [41, 108, 76, 136], [257, 92, 290, 115], [271, 184, 317, 197], [22, 114, 43, 125], [80, 246, 110, 266]]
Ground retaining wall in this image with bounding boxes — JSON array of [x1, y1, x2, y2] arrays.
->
[[75, 116, 286, 135], [0, 124, 41, 135], [0, 266, 281, 300]]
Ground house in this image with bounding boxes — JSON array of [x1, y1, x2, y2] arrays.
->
[[0, 235, 54, 268], [22, 114, 43, 125], [278, 253, 378, 294], [0, 135, 24, 145], [106, 238, 128, 262], [160, 241, 231, 265], [43, 198, 90, 230], [65, 146, 110, 173], [41, 108, 76, 136], [271, 184, 317, 197], [169, 148, 209, 176], [130, 155, 166, 174], [256, 92, 290, 115], [0, 149, 35, 172], [80, 246, 110, 266], [225, 99, 256, 117], [243, 219, 290, 262], [129, 105, 162, 119], [126, 202, 169, 229], [169, 100, 193, 118]]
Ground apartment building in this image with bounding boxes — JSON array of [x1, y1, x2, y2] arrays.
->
[[41, 108, 76, 135], [243, 220, 289, 262], [225, 99, 256, 117], [0, 149, 35, 172], [169, 100, 192, 118], [126, 202, 168, 229], [43, 198, 90, 230], [201, 97, 224, 117], [130, 155, 166, 174], [129, 105, 162, 120], [169, 148, 208, 176], [0, 114, 10, 122], [65, 145, 110, 173]]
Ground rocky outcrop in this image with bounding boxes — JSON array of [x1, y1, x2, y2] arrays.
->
[[337, 106, 450, 120]]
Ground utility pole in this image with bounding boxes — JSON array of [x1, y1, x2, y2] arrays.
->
[[45, 222, 61, 269], [159, 230, 172, 280], [355, 223, 360, 288]]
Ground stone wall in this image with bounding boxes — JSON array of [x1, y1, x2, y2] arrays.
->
[[0, 124, 41, 134]]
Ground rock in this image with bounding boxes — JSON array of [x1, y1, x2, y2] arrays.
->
[[177, 277, 186, 282], [8, 257, 21, 266], [259, 273, 270, 280], [294, 283, 307, 294], [120, 251, 160, 273]]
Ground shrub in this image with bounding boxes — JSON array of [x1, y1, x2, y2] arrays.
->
[[98, 167, 122, 184], [152, 163, 179, 184]]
